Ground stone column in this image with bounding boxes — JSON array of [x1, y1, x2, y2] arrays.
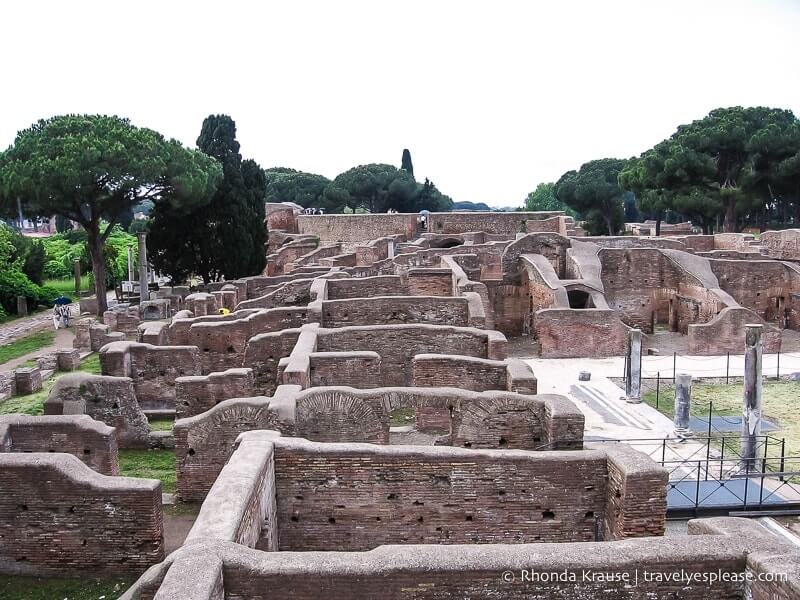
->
[[16, 295, 28, 316], [673, 373, 692, 435], [625, 328, 643, 403], [742, 324, 763, 466], [73, 259, 81, 293], [127, 246, 135, 283], [138, 232, 148, 303]]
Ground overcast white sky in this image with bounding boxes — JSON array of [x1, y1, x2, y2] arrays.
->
[[2, 1, 799, 207]]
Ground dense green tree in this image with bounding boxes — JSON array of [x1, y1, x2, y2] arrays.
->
[[401, 149, 414, 177], [323, 164, 418, 213], [265, 170, 330, 208], [0, 115, 221, 314], [240, 158, 268, 274], [523, 182, 577, 216], [623, 107, 800, 232], [149, 115, 265, 283], [554, 158, 628, 235], [55, 214, 72, 233], [415, 178, 453, 212]]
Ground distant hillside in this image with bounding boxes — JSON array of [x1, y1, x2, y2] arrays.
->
[[451, 201, 494, 211]]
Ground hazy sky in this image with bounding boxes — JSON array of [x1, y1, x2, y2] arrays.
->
[[2, 1, 799, 207]]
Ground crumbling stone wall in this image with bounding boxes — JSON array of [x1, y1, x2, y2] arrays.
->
[[272, 438, 664, 550], [99, 341, 200, 411], [761, 228, 800, 261], [297, 213, 418, 242], [0, 453, 162, 575], [174, 389, 297, 501], [428, 211, 562, 235], [175, 368, 255, 418], [688, 307, 782, 355], [314, 325, 506, 387], [0, 414, 119, 475], [243, 329, 302, 394], [317, 295, 471, 328], [44, 373, 150, 449], [536, 309, 630, 358], [412, 354, 537, 394], [324, 275, 406, 299]]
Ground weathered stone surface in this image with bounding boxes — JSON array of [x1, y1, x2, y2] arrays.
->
[[14, 367, 42, 395], [45, 373, 151, 448], [0, 453, 162, 575]]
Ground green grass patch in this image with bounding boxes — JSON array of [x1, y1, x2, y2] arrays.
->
[[0, 330, 56, 366], [390, 407, 416, 426], [148, 417, 174, 432], [43, 276, 92, 295], [78, 353, 102, 374], [0, 574, 132, 600], [644, 381, 800, 455], [0, 377, 58, 416], [119, 448, 176, 493]]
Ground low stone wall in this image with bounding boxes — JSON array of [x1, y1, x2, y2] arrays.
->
[[536, 308, 630, 358], [103, 306, 141, 336], [407, 268, 454, 296], [307, 324, 506, 388], [44, 373, 151, 449], [324, 275, 406, 299], [317, 295, 472, 328], [0, 453, 162, 575], [0, 414, 119, 475], [429, 211, 562, 235], [297, 213, 418, 243], [761, 228, 800, 261], [271, 438, 664, 550], [99, 341, 200, 411], [174, 388, 297, 501], [412, 354, 537, 394], [174, 386, 582, 500], [688, 307, 782, 355], [175, 368, 255, 418], [121, 516, 799, 600]]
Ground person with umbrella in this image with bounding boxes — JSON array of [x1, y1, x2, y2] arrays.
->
[[52, 295, 73, 329]]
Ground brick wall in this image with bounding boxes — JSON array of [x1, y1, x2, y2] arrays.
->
[[44, 373, 151, 449], [175, 368, 255, 418], [710, 259, 799, 323], [406, 268, 454, 296], [297, 214, 419, 242], [0, 415, 119, 475], [535, 309, 630, 358], [243, 329, 302, 394], [760, 229, 800, 261], [319, 296, 470, 328], [271, 439, 665, 551], [325, 275, 406, 299], [100, 342, 200, 411], [315, 325, 503, 387], [0, 453, 162, 575], [429, 212, 562, 235], [412, 354, 508, 391], [688, 307, 782, 355]]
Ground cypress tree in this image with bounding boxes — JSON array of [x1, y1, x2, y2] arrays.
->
[[401, 148, 414, 177]]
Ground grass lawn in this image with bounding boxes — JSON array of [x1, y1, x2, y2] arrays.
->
[[119, 449, 176, 493], [644, 381, 800, 456], [148, 417, 174, 432], [390, 407, 415, 426], [0, 574, 132, 600], [0, 331, 56, 366], [44, 276, 92, 295], [0, 353, 101, 416], [79, 353, 102, 374]]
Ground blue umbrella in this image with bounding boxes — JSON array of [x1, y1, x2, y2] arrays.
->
[[53, 296, 72, 306]]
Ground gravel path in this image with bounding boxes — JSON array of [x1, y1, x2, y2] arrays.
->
[[0, 305, 79, 346]]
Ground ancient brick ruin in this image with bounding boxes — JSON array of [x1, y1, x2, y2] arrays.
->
[[2, 210, 800, 597]]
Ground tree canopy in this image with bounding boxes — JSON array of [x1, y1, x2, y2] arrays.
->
[[621, 106, 800, 232], [0, 114, 221, 313], [554, 158, 628, 235], [149, 114, 266, 284], [265, 169, 331, 208], [523, 182, 577, 217]]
